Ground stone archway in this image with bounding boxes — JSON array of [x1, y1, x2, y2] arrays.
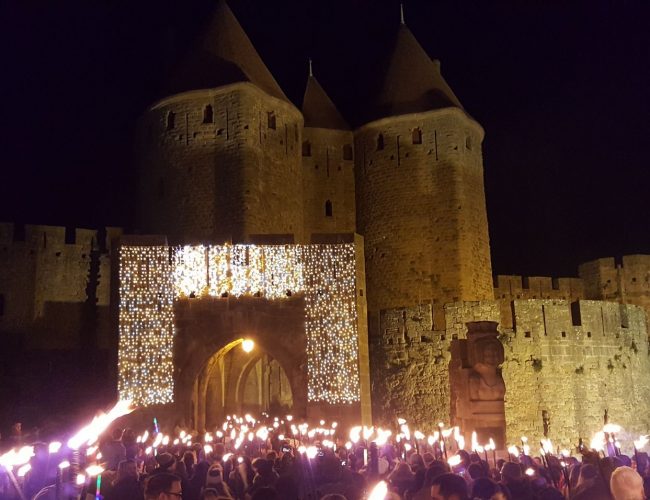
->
[[173, 295, 307, 431], [193, 340, 294, 429]]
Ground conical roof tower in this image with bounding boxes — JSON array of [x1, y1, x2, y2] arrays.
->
[[166, 0, 288, 102], [368, 22, 463, 121], [302, 64, 349, 130]]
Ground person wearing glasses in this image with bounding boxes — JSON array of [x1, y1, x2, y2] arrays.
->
[[145, 472, 183, 499]]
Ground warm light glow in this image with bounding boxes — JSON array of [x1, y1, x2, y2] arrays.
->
[[17, 464, 31, 477], [58, 461, 71, 470], [448, 455, 462, 466], [368, 481, 388, 500], [242, 339, 255, 353], [525, 468, 535, 477], [85, 465, 104, 477], [48, 442, 62, 454], [635, 435, 649, 450], [76, 474, 86, 486]]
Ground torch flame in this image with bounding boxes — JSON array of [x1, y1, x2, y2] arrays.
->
[[635, 435, 649, 450], [368, 481, 388, 500], [67, 400, 133, 450], [448, 455, 462, 466]]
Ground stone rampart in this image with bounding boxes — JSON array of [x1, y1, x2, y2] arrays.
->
[[579, 255, 650, 319], [0, 223, 122, 349], [502, 299, 650, 450]]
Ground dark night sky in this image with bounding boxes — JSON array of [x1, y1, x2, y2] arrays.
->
[[1, 0, 648, 277]]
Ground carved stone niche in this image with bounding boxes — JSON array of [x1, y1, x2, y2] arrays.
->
[[449, 321, 506, 449]]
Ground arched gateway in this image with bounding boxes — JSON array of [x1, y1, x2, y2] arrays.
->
[[115, 235, 372, 429]]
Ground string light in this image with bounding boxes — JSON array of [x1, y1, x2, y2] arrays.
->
[[118, 243, 361, 406], [118, 246, 175, 405]]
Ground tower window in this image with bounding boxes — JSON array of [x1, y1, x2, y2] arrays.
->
[[166, 111, 175, 130], [203, 104, 213, 124], [466, 136, 472, 150], [412, 128, 422, 144], [325, 200, 333, 217], [302, 140, 311, 157], [376, 134, 384, 151], [267, 111, 276, 130], [343, 144, 353, 160], [0, 294, 4, 317]]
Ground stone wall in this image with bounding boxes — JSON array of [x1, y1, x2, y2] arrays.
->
[[494, 275, 585, 329], [579, 255, 650, 320], [355, 107, 493, 313], [136, 83, 305, 244], [0, 223, 121, 349], [370, 301, 499, 429], [302, 127, 356, 237], [502, 299, 650, 450]]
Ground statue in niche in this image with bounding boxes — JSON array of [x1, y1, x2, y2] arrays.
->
[[468, 338, 505, 401], [449, 321, 506, 448]]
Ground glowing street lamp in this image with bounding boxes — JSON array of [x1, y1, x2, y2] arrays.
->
[[242, 339, 255, 353]]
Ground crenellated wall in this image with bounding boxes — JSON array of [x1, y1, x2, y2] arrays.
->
[[136, 83, 305, 244], [579, 255, 650, 318], [0, 223, 122, 349], [494, 274, 585, 329], [502, 299, 650, 450]]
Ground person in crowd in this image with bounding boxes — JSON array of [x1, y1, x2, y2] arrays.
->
[[107, 459, 142, 500], [144, 472, 183, 500], [610, 466, 645, 500], [430, 472, 470, 500], [101, 427, 127, 470]]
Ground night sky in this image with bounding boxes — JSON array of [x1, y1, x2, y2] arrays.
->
[[1, 0, 648, 277]]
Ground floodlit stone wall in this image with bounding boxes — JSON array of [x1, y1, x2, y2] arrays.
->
[[371, 301, 500, 429], [494, 275, 585, 329], [502, 299, 650, 449], [136, 83, 305, 244], [579, 255, 650, 319], [301, 127, 355, 237]]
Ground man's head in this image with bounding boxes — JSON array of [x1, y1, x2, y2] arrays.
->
[[144, 472, 182, 500], [111, 427, 124, 441], [430, 473, 469, 500], [610, 466, 644, 500]]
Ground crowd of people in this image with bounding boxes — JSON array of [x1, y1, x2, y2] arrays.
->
[[2, 419, 650, 500]]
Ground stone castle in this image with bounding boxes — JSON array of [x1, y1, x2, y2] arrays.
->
[[1, 2, 650, 447]]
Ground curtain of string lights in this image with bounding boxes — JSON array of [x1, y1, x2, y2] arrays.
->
[[118, 244, 361, 406]]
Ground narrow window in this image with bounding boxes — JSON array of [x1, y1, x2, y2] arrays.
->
[[267, 111, 276, 130], [0, 294, 4, 316], [343, 144, 353, 160], [465, 136, 472, 150], [302, 140, 311, 157], [203, 104, 213, 124], [13, 224, 25, 242], [65, 227, 76, 245], [412, 128, 422, 144], [166, 111, 175, 130], [376, 133, 384, 151], [325, 200, 333, 217]]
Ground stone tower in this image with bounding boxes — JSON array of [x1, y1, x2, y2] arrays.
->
[[301, 64, 356, 239], [136, 1, 304, 244], [354, 21, 494, 322]]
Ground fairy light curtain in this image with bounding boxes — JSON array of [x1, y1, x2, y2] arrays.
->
[[118, 244, 361, 406]]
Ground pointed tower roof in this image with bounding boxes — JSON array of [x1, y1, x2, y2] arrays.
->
[[166, 1, 288, 102], [369, 24, 463, 121], [302, 63, 349, 130]]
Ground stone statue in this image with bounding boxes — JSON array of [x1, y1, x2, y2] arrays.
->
[[468, 338, 505, 401]]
